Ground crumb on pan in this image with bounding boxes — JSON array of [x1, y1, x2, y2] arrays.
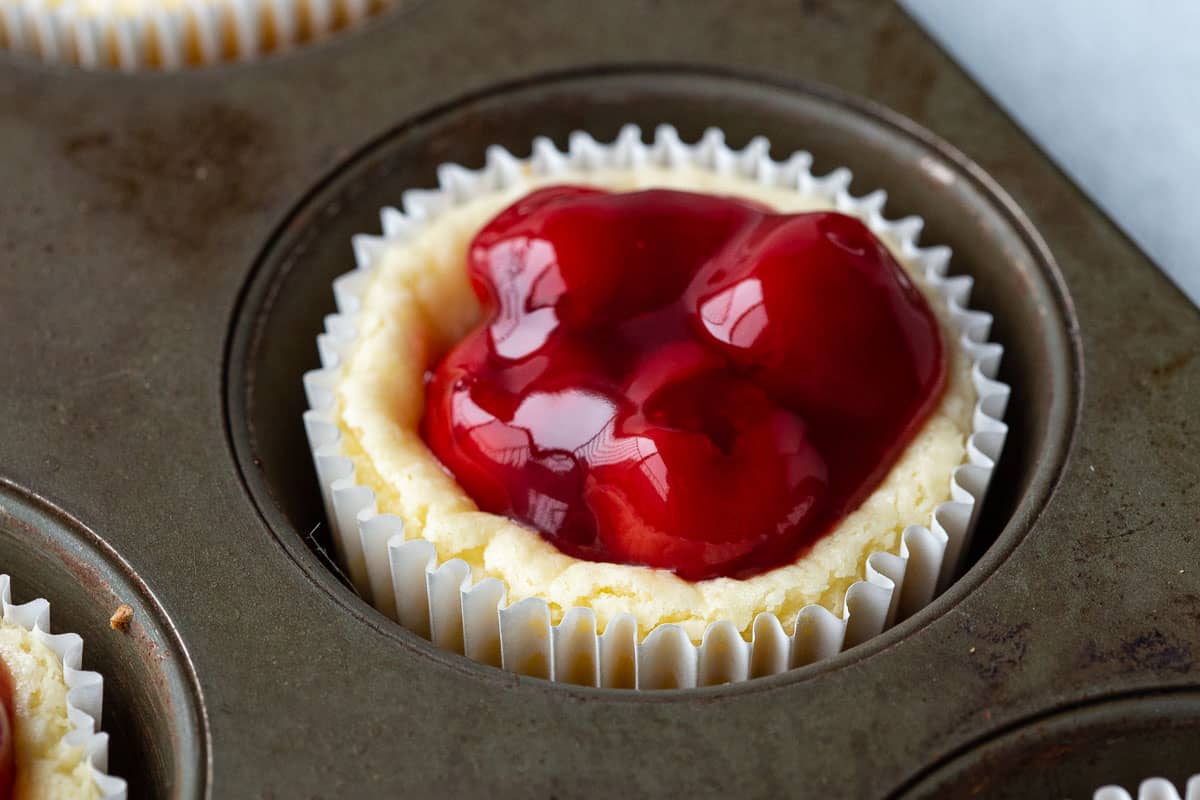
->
[[109, 603, 133, 631]]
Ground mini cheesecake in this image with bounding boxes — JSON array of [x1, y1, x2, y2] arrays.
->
[[332, 163, 976, 642], [0, 0, 393, 69], [0, 618, 99, 800]]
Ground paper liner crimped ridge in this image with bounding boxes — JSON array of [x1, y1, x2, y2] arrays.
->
[[1096, 775, 1200, 800], [0, 0, 394, 70]]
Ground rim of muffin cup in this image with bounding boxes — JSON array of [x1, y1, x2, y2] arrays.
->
[[302, 124, 1011, 689]]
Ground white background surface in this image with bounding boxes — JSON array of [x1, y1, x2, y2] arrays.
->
[[902, 0, 1200, 307]]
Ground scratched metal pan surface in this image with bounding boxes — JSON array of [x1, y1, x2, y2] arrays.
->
[[0, 2, 1197, 797]]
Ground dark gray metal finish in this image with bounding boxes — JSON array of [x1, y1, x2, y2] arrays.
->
[[0, 2, 1197, 797]]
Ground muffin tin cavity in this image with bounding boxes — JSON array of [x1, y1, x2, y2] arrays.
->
[[225, 67, 1080, 674], [894, 691, 1200, 799], [0, 481, 208, 798]]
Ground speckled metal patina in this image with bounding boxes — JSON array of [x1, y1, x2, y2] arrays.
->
[[0, 2, 1197, 797]]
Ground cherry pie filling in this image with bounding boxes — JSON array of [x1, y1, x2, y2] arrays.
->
[[422, 187, 947, 581], [0, 658, 14, 800]]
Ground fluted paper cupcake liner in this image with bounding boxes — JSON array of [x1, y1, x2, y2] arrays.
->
[[0, 0, 392, 70], [303, 124, 1011, 689], [1097, 776, 1200, 800], [0, 574, 126, 799]]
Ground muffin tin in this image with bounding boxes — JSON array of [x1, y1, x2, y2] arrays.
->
[[2, 1, 1198, 796]]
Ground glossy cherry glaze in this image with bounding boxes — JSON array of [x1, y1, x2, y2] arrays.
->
[[422, 187, 947, 580], [0, 658, 14, 800]]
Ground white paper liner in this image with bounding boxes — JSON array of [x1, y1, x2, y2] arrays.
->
[[1096, 776, 1200, 800], [303, 124, 1012, 689], [0, 574, 126, 799], [0, 0, 393, 70]]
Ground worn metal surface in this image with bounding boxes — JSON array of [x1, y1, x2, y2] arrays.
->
[[898, 691, 1200, 798], [0, 1, 1197, 797]]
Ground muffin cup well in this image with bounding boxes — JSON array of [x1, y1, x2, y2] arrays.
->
[[1096, 776, 1200, 800], [302, 125, 1011, 689], [0, 574, 126, 799], [0, 0, 391, 70]]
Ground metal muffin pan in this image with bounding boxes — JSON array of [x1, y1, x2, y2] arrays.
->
[[2, 1, 1198, 796]]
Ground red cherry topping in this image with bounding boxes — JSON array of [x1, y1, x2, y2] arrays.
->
[[422, 187, 946, 580], [0, 658, 15, 800]]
